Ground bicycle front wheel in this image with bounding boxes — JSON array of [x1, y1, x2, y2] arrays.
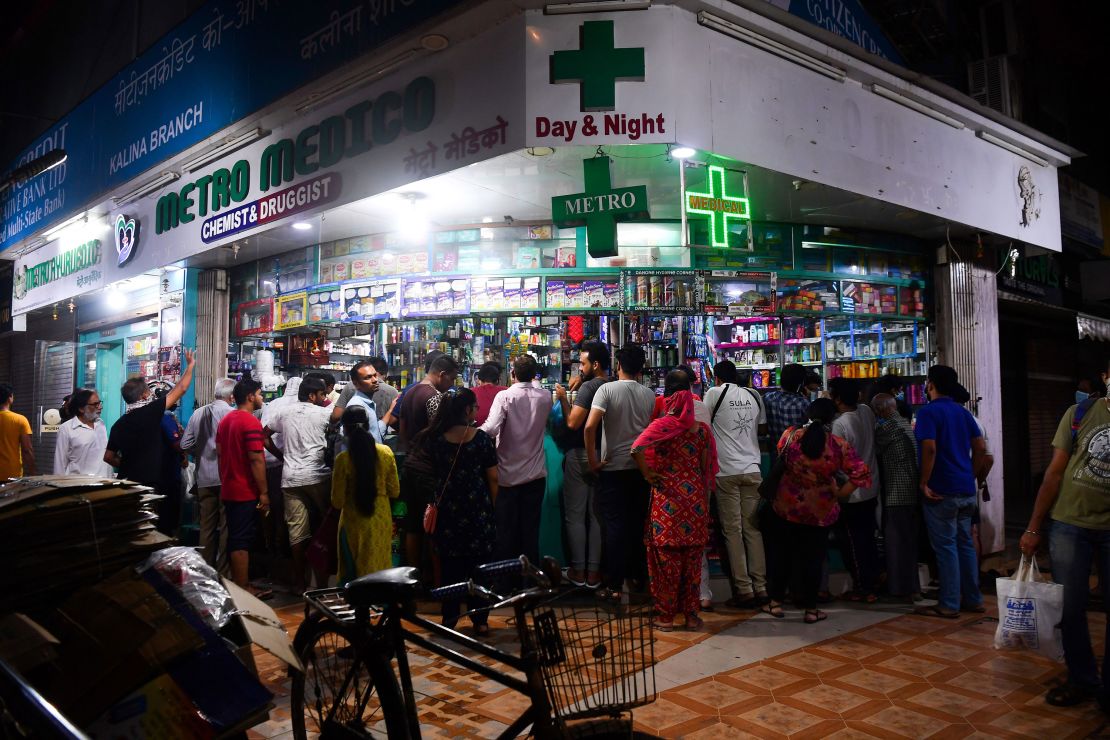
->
[[291, 621, 408, 739]]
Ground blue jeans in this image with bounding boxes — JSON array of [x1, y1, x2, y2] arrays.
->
[[922, 495, 981, 611], [1049, 520, 1110, 692]]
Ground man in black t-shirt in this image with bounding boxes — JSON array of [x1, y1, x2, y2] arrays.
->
[[105, 351, 195, 495]]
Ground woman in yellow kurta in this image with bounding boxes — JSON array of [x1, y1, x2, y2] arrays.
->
[[332, 406, 400, 583]]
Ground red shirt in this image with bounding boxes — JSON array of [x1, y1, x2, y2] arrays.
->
[[216, 410, 265, 502], [473, 384, 508, 426]]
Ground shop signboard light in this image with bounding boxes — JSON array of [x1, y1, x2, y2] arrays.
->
[[115, 215, 139, 267], [551, 156, 648, 258], [685, 165, 749, 247], [550, 20, 645, 112]]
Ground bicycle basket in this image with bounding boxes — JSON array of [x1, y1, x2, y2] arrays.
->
[[526, 590, 656, 723]]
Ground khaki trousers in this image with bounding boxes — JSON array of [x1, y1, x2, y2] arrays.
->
[[714, 472, 766, 596]]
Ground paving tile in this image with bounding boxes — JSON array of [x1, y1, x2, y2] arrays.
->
[[737, 700, 826, 735], [690, 718, 772, 739], [863, 705, 963, 739], [875, 653, 953, 679], [986, 707, 1082, 736], [942, 670, 1029, 699], [773, 649, 852, 675], [671, 678, 761, 713], [724, 663, 811, 692], [904, 687, 990, 718], [811, 638, 889, 661], [779, 683, 872, 714], [626, 696, 703, 733], [831, 668, 915, 697]]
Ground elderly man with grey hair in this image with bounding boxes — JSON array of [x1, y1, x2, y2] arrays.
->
[[872, 392, 921, 602], [181, 378, 237, 570]]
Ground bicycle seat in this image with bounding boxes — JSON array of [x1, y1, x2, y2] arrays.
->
[[345, 567, 421, 606]]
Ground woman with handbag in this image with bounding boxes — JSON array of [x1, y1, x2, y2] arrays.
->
[[331, 406, 400, 584], [763, 398, 871, 624], [411, 387, 499, 635]]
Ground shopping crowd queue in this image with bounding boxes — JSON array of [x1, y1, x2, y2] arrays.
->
[[16, 345, 1108, 694]]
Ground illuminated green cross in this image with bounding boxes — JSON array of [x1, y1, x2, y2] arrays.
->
[[551, 156, 649, 258], [550, 20, 645, 112], [685, 165, 750, 247]]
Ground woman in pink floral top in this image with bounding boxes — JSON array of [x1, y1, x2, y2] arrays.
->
[[764, 398, 871, 624]]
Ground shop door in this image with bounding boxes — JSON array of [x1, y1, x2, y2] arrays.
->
[[78, 341, 125, 430]]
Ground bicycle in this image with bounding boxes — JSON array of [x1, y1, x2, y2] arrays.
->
[[290, 556, 658, 739]]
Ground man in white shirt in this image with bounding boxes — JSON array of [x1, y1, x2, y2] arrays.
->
[[180, 378, 236, 570], [703, 361, 769, 608], [54, 389, 113, 478], [829, 377, 882, 600], [263, 376, 332, 593], [481, 354, 551, 565], [584, 345, 657, 596]]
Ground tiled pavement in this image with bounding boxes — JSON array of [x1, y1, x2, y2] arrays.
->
[[247, 597, 1110, 739]]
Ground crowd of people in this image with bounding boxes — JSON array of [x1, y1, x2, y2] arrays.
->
[[8, 343, 1106, 655]]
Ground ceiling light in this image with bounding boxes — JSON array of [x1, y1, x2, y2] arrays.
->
[[43, 212, 89, 239], [292, 221, 313, 231], [113, 171, 180, 205], [106, 286, 128, 310], [870, 84, 964, 129], [697, 11, 846, 82], [975, 130, 1050, 168], [295, 50, 421, 114], [545, 0, 651, 14], [180, 128, 268, 173], [0, 149, 67, 195], [670, 146, 696, 159], [526, 146, 556, 157]]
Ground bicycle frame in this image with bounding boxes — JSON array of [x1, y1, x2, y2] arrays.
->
[[324, 593, 559, 740]]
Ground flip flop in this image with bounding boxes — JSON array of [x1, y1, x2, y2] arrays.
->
[[653, 619, 674, 632], [804, 609, 828, 624], [915, 605, 959, 619]]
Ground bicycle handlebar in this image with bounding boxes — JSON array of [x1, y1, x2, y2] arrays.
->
[[428, 581, 471, 600], [474, 556, 528, 580], [428, 555, 556, 604]]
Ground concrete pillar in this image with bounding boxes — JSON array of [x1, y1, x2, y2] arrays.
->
[[934, 261, 1005, 554]]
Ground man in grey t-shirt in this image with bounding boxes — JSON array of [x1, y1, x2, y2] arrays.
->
[[554, 341, 611, 587], [584, 344, 656, 596]]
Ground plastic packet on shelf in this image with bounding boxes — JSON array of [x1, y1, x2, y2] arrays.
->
[[139, 546, 235, 631]]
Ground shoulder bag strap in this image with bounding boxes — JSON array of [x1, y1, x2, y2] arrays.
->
[[711, 384, 730, 423], [1072, 396, 1099, 446], [434, 437, 465, 506]]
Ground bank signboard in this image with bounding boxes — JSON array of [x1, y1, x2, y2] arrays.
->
[[1, 0, 466, 254]]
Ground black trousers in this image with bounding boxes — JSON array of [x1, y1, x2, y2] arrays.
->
[[494, 477, 546, 566], [439, 554, 489, 627], [837, 498, 881, 595], [766, 512, 829, 610], [596, 468, 651, 592]]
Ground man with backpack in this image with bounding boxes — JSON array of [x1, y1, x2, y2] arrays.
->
[[1021, 361, 1110, 711], [704, 360, 768, 608]]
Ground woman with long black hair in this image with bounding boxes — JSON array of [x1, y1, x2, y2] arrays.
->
[[763, 398, 870, 624], [332, 405, 400, 583], [411, 387, 499, 634]]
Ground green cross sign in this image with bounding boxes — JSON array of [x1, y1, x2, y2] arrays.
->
[[685, 165, 750, 248], [550, 20, 645, 112], [552, 156, 649, 258]]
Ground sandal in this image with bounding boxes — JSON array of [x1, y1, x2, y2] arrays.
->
[[653, 618, 674, 632], [914, 605, 960, 619], [804, 609, 828, 624], [1046, 683, 1094, 707], [760, 603, 785, 619], [700, 599, 715, 612], [844, 591, 879, 604], [565, 568, 587, 588], [686, 614, 704, 631]]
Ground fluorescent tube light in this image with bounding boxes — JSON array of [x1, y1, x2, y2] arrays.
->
[[112, 171, 180, 205], [871, 84, 965, 129], [180, 128, 268, 173], [975, 130, 1050, 167], [43, 212, 88, 239], [697, 11, 846, 82], [670, 146, 696, 159], [545, 0, 651, 14], [295, 50, 420, 114]]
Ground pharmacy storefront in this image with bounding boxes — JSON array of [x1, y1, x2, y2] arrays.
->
[[5, 1, 1073, 552]]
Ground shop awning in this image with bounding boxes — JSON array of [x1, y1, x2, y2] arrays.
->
[[1078, 312, 1110, 342]]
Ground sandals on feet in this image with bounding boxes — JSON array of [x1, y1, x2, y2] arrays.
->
[[686, 614, 704, 631], [761, 603, 785, 619], [914, 605, 960, 619], [804, 609, 828, 624], [700, 599, 715, 612], [1046, 684, 1093, 707], [653, 618, 674, 632]]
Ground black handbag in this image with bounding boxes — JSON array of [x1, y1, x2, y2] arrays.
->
[[757, 428, 800, 502]]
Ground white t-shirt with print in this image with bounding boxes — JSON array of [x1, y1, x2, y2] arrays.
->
[[704, 383, 766, 476], [266, 401, 331, 487]]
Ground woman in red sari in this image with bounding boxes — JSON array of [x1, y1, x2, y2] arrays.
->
[[632, 390, 718, 631]]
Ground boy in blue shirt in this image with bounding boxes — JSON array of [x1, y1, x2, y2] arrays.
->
[[914, 365, 988, 618]]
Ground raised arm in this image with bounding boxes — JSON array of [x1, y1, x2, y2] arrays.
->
[[165, 349, 196, 410]]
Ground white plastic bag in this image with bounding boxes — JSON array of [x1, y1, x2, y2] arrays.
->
[[993, 555, 1064, 661]]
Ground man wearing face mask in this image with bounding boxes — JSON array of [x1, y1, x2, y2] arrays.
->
[[1075, 373, 1106, 408], [1021, 361, 1110, 710], [105, 350, 196, 496], [872, 374, 913, 421], [54, 389, 113, 477]]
